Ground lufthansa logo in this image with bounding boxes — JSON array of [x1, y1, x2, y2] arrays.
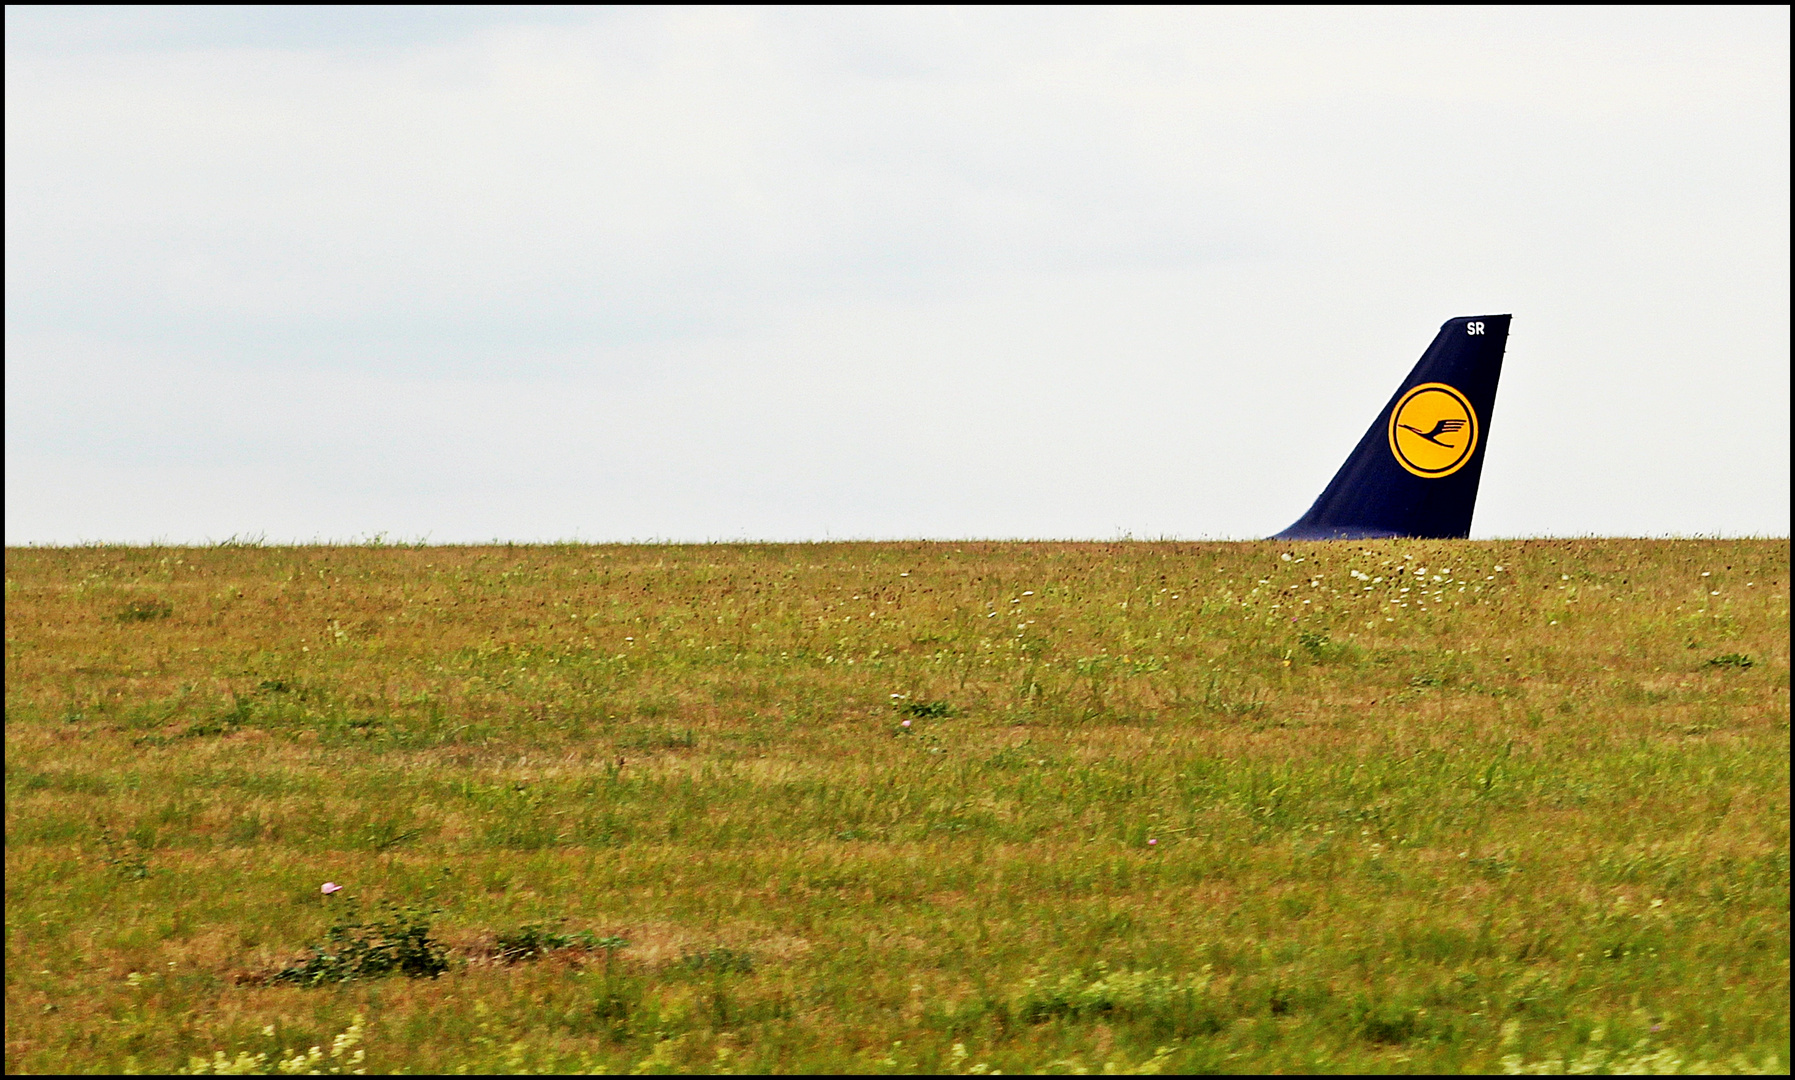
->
[[1389, 382, 1478, 478]]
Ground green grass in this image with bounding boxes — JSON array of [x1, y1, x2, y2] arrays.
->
[[4, 539, 1788, 1073]]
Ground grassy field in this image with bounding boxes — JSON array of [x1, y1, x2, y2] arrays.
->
[[4, 538, 1788, 1074]]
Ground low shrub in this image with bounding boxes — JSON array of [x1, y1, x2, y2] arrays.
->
[[273, 901, 449, 986], [491, 923, 625, 964]]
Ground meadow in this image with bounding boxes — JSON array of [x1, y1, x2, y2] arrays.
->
[[4, 538, 1788, 1074]]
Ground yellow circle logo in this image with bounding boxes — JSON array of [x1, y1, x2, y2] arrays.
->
[[1388, 382, 1478, 478]]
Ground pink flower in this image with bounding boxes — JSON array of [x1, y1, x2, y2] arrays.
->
[[1147, 838, 1157, 846], [321, 882, 342, 895], [902, 719, 911, 727]]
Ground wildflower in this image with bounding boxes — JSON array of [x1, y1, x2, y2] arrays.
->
[[1148, 838, 1157, 846], [321, 882, 342, 895], [902, 719, 911, 728]]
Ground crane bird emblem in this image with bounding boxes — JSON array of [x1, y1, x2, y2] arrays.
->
[[1396, 417, 1467, 448], [1387, 382, 1479, 478]]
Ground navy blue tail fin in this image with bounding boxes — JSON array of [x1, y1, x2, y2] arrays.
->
[[1273, 315, 1510, 540]]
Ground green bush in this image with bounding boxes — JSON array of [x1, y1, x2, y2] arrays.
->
[[491, 923, 623, 963], [494, 923, 578, 963], [273, 901, 449, 986]]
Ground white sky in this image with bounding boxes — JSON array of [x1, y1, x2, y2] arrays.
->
[[6, 6, 1788, 544]]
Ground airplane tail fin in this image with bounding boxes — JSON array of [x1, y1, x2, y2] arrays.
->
[[1273, 315, 1510, 540]]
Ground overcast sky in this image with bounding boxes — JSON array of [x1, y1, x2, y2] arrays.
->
[[6, 6, 1788, 544]]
